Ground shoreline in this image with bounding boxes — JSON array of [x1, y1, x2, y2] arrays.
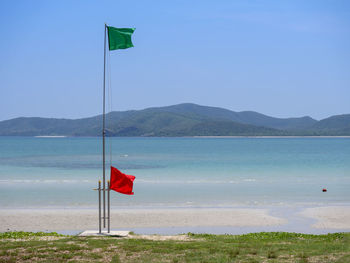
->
[[191, 136, 350, 138], [33, 136, 350, 138], [1, 206, 349, 235], [1, 135, 350, 138]]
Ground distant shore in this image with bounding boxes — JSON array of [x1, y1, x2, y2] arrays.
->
[[25, 135, 350, 138], [191, 136, 350, 138], [34, 136, 67, 138], [1, 135, 350, 138]]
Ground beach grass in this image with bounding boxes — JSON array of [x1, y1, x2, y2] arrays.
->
[[0, 231, 349, 262]]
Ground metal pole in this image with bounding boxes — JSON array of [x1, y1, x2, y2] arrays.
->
[[107, 180, 110, 233], [98, 180, 101, 234], [102, 23, 107, 228]]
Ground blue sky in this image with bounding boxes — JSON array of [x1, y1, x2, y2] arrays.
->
[[0, 0, 349, 121]]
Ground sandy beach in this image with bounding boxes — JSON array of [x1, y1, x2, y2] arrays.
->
[[1, 206, 350, 234], [301, 206, 350, 229], [0, 208, 286, 232]]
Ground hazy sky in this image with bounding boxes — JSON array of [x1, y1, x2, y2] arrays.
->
[[0, 0, 349, 121]]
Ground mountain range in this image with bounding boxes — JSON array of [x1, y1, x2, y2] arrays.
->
[[0, 103, 349, 136]]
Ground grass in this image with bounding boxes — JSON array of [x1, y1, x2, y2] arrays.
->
[[0, 231, 349, 262], [0, 231, 66, 239]]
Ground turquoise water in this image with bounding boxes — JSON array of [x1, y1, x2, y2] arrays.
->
[[0, 137, 349, 208]]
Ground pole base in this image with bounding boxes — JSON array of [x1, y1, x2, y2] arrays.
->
[[79, 230, 130, 237]]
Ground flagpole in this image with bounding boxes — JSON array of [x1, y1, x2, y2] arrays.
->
[[98, 180, 101, 233], [102, 23, 107, 228], [108, 180, 110, 233]]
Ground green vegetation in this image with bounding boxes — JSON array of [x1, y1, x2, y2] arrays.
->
[[312, 114, 350, 135], [0, 231, 66, 239], [1, 231, 350, 262], [0, 103, 349, 136]]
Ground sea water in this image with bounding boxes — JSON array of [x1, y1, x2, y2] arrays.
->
[[0, 137, 349, 209]]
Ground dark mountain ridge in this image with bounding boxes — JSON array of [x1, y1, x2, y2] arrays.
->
[[0, 103, 348, 136], [148, 103, 318, 130]]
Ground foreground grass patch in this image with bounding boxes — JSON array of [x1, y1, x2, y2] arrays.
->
[[0, 232, 349, 262], [0, 231, 66, 239]]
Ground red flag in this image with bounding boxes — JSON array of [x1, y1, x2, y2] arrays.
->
[[110, 166, 135, 195]]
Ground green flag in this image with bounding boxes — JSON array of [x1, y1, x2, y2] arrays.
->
[[107, 26, 135, 51]]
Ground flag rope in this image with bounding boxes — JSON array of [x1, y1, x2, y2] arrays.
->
[[107, 42, 113, 168]]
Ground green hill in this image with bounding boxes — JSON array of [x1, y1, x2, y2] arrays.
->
[[310, 114, 350, 135], [150, 103, 317, 130], [0, 103, 348, 136]]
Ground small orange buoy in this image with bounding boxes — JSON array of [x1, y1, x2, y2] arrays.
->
[[322, 188, 327, 192]]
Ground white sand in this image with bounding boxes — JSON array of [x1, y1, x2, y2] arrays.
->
[[0, 208, 286, 232], [300, 206, 350, 229]]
